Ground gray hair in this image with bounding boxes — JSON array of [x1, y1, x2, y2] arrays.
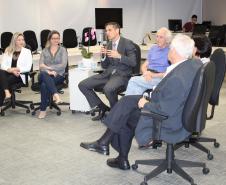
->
[[157, 27, 172, 45], [170, 34, 195, 59]]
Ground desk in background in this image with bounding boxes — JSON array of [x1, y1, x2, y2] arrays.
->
[[1, 44, 226, 68]]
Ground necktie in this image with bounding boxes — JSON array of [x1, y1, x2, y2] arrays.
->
[[112, 42, 116, 50]]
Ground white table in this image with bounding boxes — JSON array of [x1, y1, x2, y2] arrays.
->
[[69, 67, 95, 112]]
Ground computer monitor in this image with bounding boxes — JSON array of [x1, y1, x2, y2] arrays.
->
[[202, 21, 212, 31], [192, 24, 207, 35], [95, 8, 123, 29], [168, 19, 182, 32]]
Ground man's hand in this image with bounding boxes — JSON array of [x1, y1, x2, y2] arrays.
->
[[143, 71, 153, 81], [100, 46, 107, 55], [106, 50, 121, 59], [138, 97, 149, 109]]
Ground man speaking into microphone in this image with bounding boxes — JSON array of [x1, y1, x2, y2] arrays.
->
[[79, 22, 137, 121]]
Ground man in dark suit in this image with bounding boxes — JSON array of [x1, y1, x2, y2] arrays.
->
[[78, 22, 136, 121], [80, 34, 202, 170]]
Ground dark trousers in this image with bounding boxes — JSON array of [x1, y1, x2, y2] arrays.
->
[[0, 69, 22, 106], [103, 95, 142, 159], [78, 73, 129, 108], [38, 71, 64, 111]]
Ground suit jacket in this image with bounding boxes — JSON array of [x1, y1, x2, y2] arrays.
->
[[135, 59, 203, 145], [99, 36, 136, 78], [1, 47, 32, 84]]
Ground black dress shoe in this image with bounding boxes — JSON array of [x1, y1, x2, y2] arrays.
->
[[107, 157, 130, 170], [92, 108, 107, 121], [80, 141, 109, 155], [90, 106, 100, 116]]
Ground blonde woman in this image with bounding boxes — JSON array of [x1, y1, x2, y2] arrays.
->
[[38, 30, 68, 119], [0, 32, 32, 110]]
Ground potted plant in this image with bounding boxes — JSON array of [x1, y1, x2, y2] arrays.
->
[[80, 28, 96, 68]]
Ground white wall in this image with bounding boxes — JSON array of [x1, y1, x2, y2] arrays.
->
[[203, 0, 226, 25], [0, 0, 202, 47]]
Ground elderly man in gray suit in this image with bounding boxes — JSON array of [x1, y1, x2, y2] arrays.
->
[[80, 34, 202, 170], [79, 22, 136, 121]]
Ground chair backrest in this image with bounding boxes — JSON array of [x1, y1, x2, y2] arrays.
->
[[82, 27, 97, 46], [23, 30, 38, 52], [132, 42, 141, 74], [63, 29, 78, 48], [1, 32, 13, 52], [40, 29, 51, 49], [183, 62, 215, 133], [192, 24, 207, 36], [208, 25, 226, 46], [209, 48, 226, 105]]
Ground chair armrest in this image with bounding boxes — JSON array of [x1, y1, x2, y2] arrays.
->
[[20, 72, 31, 87], [141, 110, 168, 121], [141, 110, 168, 140], [93, 69, 104, 74]]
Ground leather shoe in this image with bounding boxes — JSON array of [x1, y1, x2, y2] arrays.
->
[[138, 140, 162, 150], [80, 141, 109, 155], [92, 108, 107, 121], [107, 157, 130, 170], [90, 106, 100, 116]]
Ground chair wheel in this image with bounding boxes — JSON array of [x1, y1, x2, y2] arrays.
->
[[90, 112, 95, 116], [26, 109, 30, 113], [140, 182, 148, 185], [207, 153, 213, 160], [202, 167, 210, 174], [132, 164, 138, 170], [214, 142, 220, 148], [57, 111, 61, 116], [1, 111, 5, 116], [31, 111, 36, 116], [30, 103, 34, 109]]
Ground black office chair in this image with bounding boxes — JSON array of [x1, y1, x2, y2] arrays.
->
[[132, 62, 215, 185], [192, 24, 207, 36], [208, 25, 226, 46], [91, 42, 141, 116], [207, 48, 226, 119], [82, 27, 97, 46], [30, 62, 70, 116], [0, 32, 13, 53], [174, 49, 225, 160], [23, 30, 39, 54], [63, 29, 78, 48], [0, 69, 33, 116], [40, 29, 51, 49]]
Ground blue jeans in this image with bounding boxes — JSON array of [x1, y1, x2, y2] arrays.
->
[[125, 75, 162, 96], [39, 71, 64, 111]]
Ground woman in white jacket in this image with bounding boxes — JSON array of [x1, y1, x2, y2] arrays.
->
[[0, 32, 32, 110]]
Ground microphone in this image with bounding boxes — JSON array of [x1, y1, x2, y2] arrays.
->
[[101, 41, 107, 61]]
